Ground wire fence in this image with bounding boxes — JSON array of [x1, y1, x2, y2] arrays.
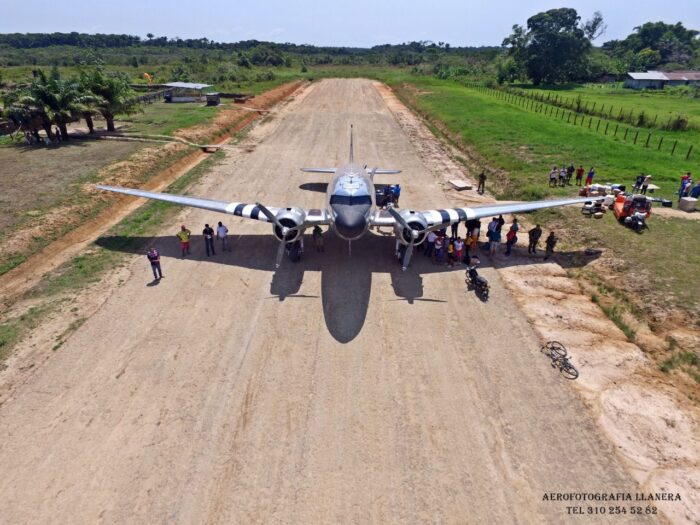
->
[[465, 83, 696, 160]]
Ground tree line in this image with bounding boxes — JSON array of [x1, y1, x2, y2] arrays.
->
[[499, 9, 699, 85], [2, 66, 138, 140]]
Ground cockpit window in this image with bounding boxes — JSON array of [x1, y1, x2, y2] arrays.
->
[[330, 195, 372, 206]]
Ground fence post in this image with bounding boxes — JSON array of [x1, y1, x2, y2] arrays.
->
[[633, 130, 639, 144], [618, 107, 623, 119], [573, 114, 577, 125], [671, 140, 678, 155], [645, 133, 651, 148], [600, 104, 605, 115], [588, 117, 592, 128], [687, 145, 693, 160], [666, 116, 672, 129], [652, 115, 658, 126], [605, 122, 609, 135], [624, 128, 629, 140], [596, 120, 601, 132], [592, 102, 596, 112], [567, 112, 572, 123], [614, 124, 618, 136], [657, 136, 664, 150], [555, 107, 559, 118], [608, 106, 613, 117]]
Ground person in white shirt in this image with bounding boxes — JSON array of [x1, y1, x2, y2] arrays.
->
[[216, 221, 229, 252]]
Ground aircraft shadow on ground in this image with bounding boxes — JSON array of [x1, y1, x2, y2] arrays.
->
[[96, 232, 600, 343]]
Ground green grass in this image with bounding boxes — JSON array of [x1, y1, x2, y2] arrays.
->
[[660, 349, 700, 383], [382, 76, 695, 201], [519, 83, 700, 130], [120, 101, 223, 136]]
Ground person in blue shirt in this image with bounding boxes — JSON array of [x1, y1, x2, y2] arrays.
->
[[391, 184, 401, 207]]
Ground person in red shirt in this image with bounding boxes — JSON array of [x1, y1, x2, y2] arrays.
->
[[575, 165, 584, 186]]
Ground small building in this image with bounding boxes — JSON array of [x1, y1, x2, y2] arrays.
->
[[623, 71, 668, 90], [663, 71, 700, 87], [163, 82, 213, 103], [205, 92, 221, 106]]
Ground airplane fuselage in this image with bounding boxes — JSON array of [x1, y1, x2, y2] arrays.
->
[[327, 163, 376, 241]]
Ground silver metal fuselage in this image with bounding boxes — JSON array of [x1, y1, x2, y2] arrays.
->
[[327, 163, 375, 241]]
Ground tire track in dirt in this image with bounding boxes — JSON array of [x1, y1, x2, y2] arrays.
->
[[0, 79, 661, 524]]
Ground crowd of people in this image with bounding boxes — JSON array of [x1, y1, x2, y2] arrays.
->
[[148, 214, 560, 280], [409, 216, 558, 267], [548, 164, 595, 187]]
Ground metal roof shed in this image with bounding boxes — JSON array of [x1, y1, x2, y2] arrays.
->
[[163, 82, 213, 103]]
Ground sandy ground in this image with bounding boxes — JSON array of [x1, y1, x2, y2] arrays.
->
[[0, 79, 677, 524]]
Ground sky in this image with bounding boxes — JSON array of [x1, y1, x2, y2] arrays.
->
[[2, 0, 699, 48]]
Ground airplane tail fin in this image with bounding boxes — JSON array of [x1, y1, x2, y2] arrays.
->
[[349, 124, 354, 163]]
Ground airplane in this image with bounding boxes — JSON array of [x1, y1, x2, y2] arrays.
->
[[96, 126, 603, 270]]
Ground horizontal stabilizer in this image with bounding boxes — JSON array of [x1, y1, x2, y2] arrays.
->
[[369, 169, 402, 175], [300, 167, 336, 174]]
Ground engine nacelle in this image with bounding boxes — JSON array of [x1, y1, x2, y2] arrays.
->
[[272, 207, 306, 242], [393, 210, 428, 245]]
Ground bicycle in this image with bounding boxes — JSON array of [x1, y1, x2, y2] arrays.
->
[[540, 341, 579, 380]]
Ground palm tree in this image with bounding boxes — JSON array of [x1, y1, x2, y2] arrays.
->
[[81, 67, 139, 131], [21, 69, 97, 139]]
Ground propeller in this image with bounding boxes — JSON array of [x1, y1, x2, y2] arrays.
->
[[256, 202, 299, 268], [387, 207, 420, 271]]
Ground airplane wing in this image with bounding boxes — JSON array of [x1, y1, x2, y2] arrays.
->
[[371, 196, 605, 228], [95, 185, 330, 225], [300, 168, 336, 173]]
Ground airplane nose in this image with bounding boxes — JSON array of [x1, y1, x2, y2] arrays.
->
[[335, 208, 366, 239]]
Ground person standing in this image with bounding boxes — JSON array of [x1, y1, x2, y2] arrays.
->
[[486, 217, 498, 252], [575, 165, 584, 186], [176, 225, 191, 257], [549, 167, 557, 187], [424, 230, 437, 258], [528, 224, 542, 254], [312, 225, 324, 252], [434, 234, 444, 264], [477, 171, 486, 194], [451, 221, 459, 238], [454, 236, 465, 263], [586, 167, 595, 186], [640, 174, 652, 195], [566, 163, 575, 185], [544, 232, 557, 261], [203, 223, 216, 256], [505, 218, 519, 255], [558, 167, 566, 187], [146, 247, 163, 280], [489, 217, 503, 256], [216, 221, 229, 252], [633, 173, 644, 193], [392, 184, 401, 207]]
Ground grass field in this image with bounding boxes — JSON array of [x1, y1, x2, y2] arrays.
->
[[520, 83, 700, 129], [120, 101, 224, 136], [381, 75, 695, 201]]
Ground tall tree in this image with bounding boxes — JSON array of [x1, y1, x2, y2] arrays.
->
[[524, 8, 591, 84], [80, 67, 139, 131]]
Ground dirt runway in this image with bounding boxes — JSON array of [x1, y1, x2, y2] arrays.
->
[[0, 79, 656, 524]]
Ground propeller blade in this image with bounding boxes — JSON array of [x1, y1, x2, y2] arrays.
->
[[275, 239, 286, 269], [402, 241, 414, 271], [387, 206, 410, 230], [255, 202, 282, 228]]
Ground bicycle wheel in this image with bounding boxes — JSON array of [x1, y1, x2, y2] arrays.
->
[[547, 341, 567, 359], [560, 360, 579, 380]]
